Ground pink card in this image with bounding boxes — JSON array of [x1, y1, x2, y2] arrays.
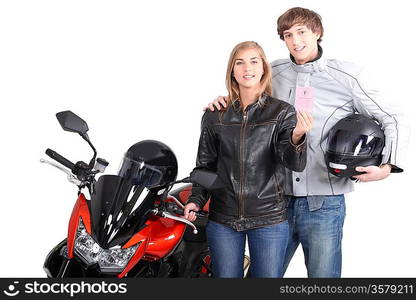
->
[[295, 86, 314, 112]]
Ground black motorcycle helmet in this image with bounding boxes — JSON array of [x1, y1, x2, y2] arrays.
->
[[325, 114, 385, 177], [118, 140, 178, 189]]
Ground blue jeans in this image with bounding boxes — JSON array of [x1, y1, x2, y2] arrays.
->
[[283, 195, 346, 278], [206, 220, 289, 278]]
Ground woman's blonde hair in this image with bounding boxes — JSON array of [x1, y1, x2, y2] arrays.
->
[[225, 41, 272, 107]]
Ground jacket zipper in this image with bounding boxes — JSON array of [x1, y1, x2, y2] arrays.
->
[[239, 110, 248, 219]]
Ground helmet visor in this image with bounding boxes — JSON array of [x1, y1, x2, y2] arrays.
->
[[118, 156, 165, 187], [327, 129, 383, 156]]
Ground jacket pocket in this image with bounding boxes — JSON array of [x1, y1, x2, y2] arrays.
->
[[273, 173, 285, 211]]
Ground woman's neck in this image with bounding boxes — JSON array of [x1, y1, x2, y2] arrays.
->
[[239, 87, 259, 110]]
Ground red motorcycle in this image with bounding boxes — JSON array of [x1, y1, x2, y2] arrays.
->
[[41, 111, 232, 278]]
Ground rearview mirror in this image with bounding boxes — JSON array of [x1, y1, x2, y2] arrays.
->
[[190, 169, 225, 190], [56, 111, 89, 136]]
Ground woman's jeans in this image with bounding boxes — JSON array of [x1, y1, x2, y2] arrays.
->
[[206, 220, 289, 278], [283, 195, 346, 278]]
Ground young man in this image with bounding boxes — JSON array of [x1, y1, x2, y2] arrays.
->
[[206, 7, 404, 277]]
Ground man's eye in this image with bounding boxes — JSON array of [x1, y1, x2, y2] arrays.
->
[[284, 34, 291, 39], [300, 31, 305, 34]]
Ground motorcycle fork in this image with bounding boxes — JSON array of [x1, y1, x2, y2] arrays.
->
[[57, 258, 71, 278], [176, 240, 210, 277]]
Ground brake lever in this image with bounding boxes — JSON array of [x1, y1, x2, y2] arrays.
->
[[151, 208, 198, 234], [40, 158, 82, 186], [167, 195, 185, 209]]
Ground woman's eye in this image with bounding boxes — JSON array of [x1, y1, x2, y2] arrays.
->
[[235, 61, 243, 65]]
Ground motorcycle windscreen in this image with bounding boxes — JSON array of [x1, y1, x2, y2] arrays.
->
[[90, 175, 157, 249], [327, 129, 383, 156]]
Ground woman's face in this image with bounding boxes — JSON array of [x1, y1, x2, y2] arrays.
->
[[232, 47, 264, 90]]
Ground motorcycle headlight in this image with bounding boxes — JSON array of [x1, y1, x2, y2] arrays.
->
[[74, 219, 140, 273]]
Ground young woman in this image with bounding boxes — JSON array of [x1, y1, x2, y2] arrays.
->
[[182, 41, 313, 278]]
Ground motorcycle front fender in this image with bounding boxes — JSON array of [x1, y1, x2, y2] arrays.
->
[[43, 239, 68, 277]]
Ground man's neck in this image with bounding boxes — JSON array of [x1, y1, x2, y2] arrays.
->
[[291, 44, 323, 65]]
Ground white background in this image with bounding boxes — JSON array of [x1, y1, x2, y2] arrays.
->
[[0, 0, 414, 277]]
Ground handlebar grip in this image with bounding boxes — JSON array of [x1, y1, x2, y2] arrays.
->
[[174, 207, 207, 218], [45, 148, 75, 170]]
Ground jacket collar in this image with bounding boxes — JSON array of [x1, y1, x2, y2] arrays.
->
[[231, 94, 268, 112], [290, 45, 326, 73]]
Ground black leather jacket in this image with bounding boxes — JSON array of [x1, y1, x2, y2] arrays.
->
[[188, 96, 307, 231]]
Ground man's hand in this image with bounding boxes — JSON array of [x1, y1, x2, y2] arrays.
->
[[204, 96, 228, 111], [353, 164, 392, 182], [292, 111, 313, 145], [182, 202, 201, 222]]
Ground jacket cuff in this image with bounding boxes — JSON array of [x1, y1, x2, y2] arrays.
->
[[186, 197, 203, 210], [289, 133, 307, 152]]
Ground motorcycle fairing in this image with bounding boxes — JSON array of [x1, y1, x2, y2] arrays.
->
[[44, 183, 212, 278], [67, 193, 91, 259], [90, 175, 157, 248], [143, 215, 186, 259], [121, 197, 187, 262], [117, 225, 153, 278], [118, 214, 186, 277]]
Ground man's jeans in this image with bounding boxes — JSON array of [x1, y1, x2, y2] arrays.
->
[[206, 220, 289, 278], [283, 195, 346, 278]]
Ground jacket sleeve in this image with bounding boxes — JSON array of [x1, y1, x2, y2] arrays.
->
[[351, 67, 407, 173], [187, 112, 218, 209], [273, 105, 307, 172]]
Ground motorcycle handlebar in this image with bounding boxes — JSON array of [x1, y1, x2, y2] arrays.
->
[[182, 209, 207, 218], [166, 203, 207, 218], [45, 148, 75, 171]]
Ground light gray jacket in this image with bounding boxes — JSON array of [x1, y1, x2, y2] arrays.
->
[[271, 49, 404, 201]]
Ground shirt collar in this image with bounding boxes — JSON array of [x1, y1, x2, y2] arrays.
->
[[290, 45, 326, 73]]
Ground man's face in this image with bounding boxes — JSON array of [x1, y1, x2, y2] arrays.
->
[[283, 24, 320, 65]]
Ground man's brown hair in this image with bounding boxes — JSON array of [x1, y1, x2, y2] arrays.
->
[[277, 7, 324, 43]]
